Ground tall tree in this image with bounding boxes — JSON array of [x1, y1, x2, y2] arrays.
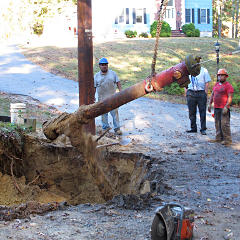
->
[[232, 0, 236, 38], [235, 0, 239, 38], [0, 0, 76, 40]]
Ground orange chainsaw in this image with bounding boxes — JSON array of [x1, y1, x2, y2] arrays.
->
[[151, 203, 194, 240]]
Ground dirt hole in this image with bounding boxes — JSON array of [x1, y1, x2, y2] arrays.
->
[[0, 128, 161, 208]]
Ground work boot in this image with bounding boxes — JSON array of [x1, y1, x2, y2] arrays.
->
[[186, 129, 197, 133], [200, 130, 206, 135], [208, 139, 222, 143], [102, 127, 111, 132], [221, 140, 232, 146], [115, 129, 122, 135]]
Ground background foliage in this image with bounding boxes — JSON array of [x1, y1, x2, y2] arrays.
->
[[0, 0, 76, 40]]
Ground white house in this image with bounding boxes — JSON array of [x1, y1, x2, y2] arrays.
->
[[92, 0, 156, 39], [43, 0, 212, 40]]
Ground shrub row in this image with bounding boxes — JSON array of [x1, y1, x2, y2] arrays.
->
[[124, 21, 172, 38], [124, 30, 149, 38]]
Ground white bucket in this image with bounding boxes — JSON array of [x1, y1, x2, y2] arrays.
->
[[10, 103, 26, 125]]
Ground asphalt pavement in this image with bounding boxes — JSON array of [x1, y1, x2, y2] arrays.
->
[[0, 44, 79, 113]]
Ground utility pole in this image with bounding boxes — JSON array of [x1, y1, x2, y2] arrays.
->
[[77, 0, 95, 134]]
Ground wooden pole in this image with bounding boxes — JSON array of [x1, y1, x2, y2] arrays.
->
[[77, 0, 95, 134]]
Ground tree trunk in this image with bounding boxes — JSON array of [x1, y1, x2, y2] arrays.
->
[[217, 1, 221, 38], [232, 0, 236, 38], [235, 0, 239, 38]]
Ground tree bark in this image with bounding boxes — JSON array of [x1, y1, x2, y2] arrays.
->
[[232, 0, 236, 38], [235, 0, 239, 38]]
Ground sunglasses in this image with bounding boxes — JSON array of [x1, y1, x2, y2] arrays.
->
[[99, 63, 108, 66]]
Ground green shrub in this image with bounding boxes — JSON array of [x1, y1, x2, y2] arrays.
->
[[194, 29, 200, 37], [182, 23, 200, 37], [164, 82, 184, 95], [139, 32, 148, 38], [160, 32, 171, 37], [125, 30, 137, 38], [150, 21, 171, 37], [186, 30, 194, 37], [230, 81, 240, 105], [182, 23, 195, 34]]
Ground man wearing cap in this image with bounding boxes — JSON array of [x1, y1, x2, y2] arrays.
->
[[185, 66, 211, 135], [94, 57, 122, 135], [208, 69, 234, 145]]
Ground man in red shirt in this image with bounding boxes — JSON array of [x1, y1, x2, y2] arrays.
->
[[208, 69, 234, 145]]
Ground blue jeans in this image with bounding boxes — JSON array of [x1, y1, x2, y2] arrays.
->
[[101, 109, 120, 131]]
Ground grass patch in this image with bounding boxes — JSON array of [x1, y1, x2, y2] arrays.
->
[[19, 38, 240, 102]]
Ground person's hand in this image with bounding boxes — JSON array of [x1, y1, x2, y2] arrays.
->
[[208, 105, 211, 113], [222, 106, 228, 115]]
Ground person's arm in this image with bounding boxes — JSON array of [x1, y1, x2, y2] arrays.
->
[[208, 91, 214, 113], [184, 87, 188, 97], [204, 68, 211, 94], [205, 82, 209, 95], [222, 93, 233, 114], [117, 81, 122, 91], [225, 93, 233, 108]]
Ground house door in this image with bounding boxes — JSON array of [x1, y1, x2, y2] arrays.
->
[[176, 11, 181, 30]]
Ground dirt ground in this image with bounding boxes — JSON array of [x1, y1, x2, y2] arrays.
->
[[0, 93, 240, 240]]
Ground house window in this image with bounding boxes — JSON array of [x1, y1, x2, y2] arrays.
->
[[119, 9, 125, 23], [133, 8, 147, 24], [164, 8, 174, 19], [198, 8, 210, 24], [136, 8, 143, 23], [185, 9, 191, 23], [115, 8, 130, 24], [168, 0, 173, 6], [167, 9, 170, 18], [200, 9, 207, 23], [185, 8, 194, 23]]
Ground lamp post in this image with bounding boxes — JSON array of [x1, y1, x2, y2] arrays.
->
[[214, 40, 220, 81]]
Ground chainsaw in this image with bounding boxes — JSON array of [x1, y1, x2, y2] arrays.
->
[[151, 203, 194, 240]]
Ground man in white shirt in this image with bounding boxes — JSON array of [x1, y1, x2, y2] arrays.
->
[[94, 57, 122, 135], [185, 67, 211, 135]]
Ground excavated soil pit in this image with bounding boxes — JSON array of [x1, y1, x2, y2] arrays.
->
[[0, 127, 158, 212]]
